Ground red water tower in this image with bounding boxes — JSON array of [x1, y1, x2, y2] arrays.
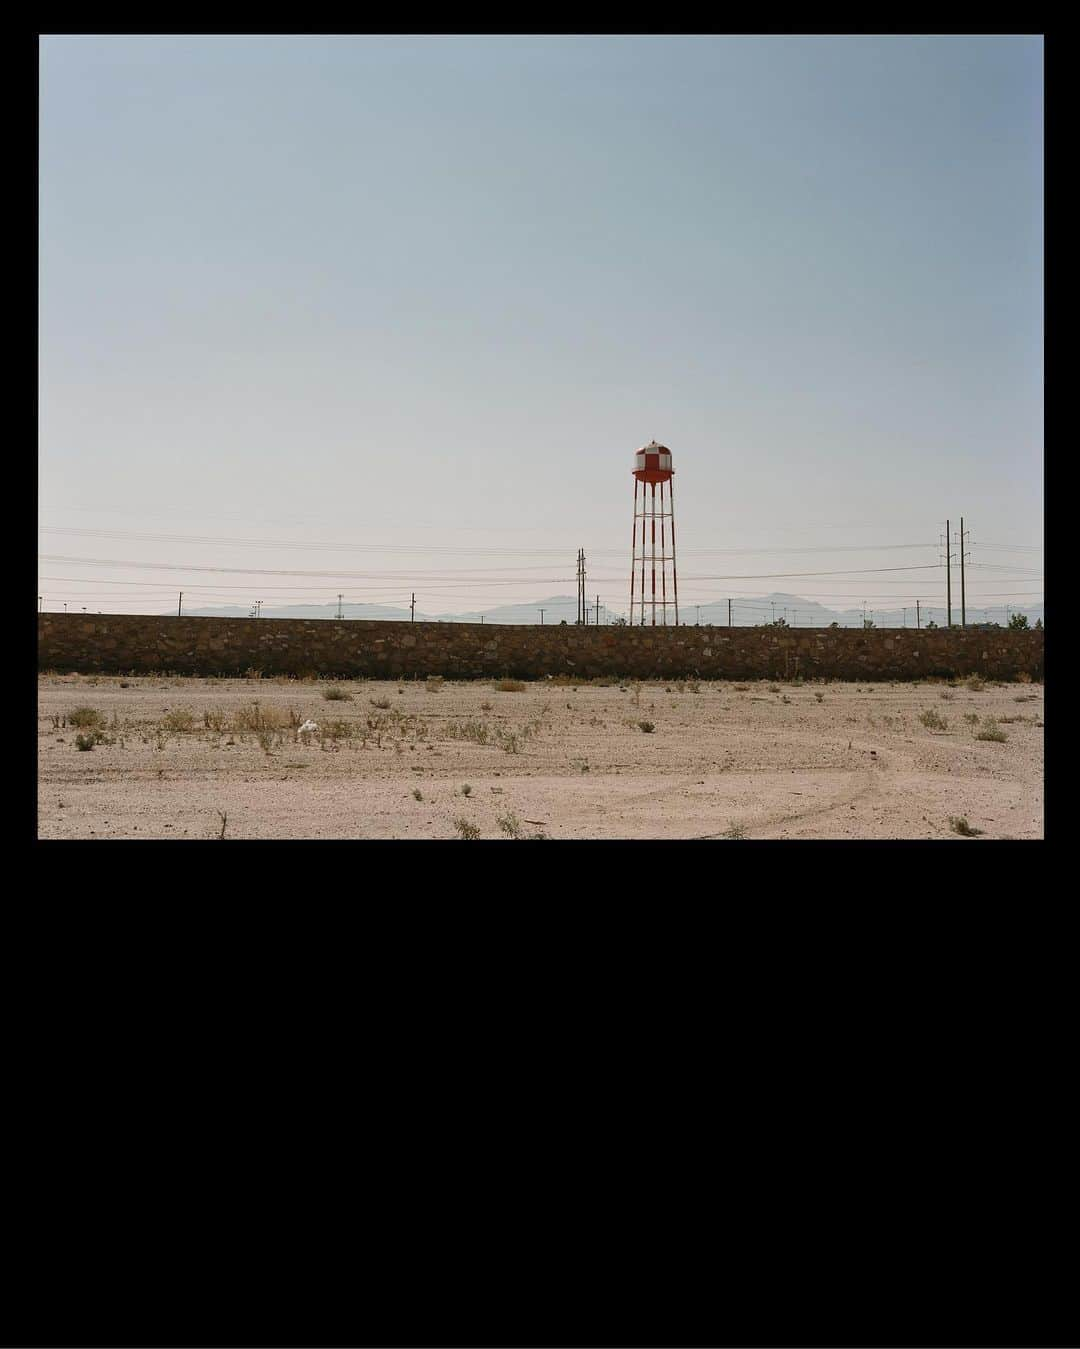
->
[[630, 440, 679, 625]]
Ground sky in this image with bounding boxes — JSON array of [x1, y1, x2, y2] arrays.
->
[[38, 34, 1044, 622]]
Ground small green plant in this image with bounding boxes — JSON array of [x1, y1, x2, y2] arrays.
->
[[453, 816, 481, 840], [638, 720, 655, 733], [323, 686, 353, 701], [496, 730, 520, 754], [497, 811, 523, 839], [68, 707, 103, 729], [781, 695, 792, 705], [494, 679, 526, 692], [975, 718, 1007, 743], [460, 784, 472, 797], [966, 676, 986, 692], [368, 696, 391, 709], [161, 708, 195, 733], [75, 732, 96, 751], [412, 788, 423, 801], [964, 712, 979, 725], [814, 692, 824, 702], [949, 816, 983, 837], [919, 709, 949, 732]]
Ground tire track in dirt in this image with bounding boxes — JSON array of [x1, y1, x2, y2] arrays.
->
[[694, 766, 878, 838]]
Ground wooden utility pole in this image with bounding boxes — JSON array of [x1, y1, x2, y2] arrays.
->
[[728, 598, 732, 628], [916, 600, 921, 629], [411, 593, 416, 622], [596, 595, 600, 625], [178, 592, 183, 617]]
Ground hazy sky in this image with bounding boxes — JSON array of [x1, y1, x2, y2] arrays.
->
[[39, 34, 1043, 620]]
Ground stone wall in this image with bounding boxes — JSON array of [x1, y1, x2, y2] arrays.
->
[[38, 614, 1045, 681]]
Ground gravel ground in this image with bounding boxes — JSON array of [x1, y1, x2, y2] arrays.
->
[[36, 673, 1043, 840]]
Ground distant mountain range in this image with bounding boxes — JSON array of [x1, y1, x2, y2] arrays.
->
[[179, 591, 1044, 628]]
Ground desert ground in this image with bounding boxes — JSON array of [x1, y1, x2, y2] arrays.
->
[[37, 672, 1043, 840]]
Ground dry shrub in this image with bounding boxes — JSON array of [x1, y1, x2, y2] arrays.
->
[[161, 708, 195, 732], [443, 720, 490, 745], [323, 686, 353, 701], [975, 718, 1007, 743], [234, 702, 286, 733], [494, 679, 526, 692], [68, 707, 103, 729]]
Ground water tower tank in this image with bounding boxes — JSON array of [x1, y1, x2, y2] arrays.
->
[[632, 440, 673, 483]]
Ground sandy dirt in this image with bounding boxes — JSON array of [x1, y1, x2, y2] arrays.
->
[[37, 673, 1043, 840]]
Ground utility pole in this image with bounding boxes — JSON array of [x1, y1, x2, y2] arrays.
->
[[942, 520, 953, 627], [38, 596, 42, 612], [178, 593, 183, 618], [956, 517, 969, 627], [539, 609, 545, 625], [728, 598, 732, 628], [337, 594, 343, 619], [63, 603, 67, 613], [695, 605, 700, 625], [916, 600, 921, 629], [902, 607, 907, 628], [411, 593, 416, 622], [596, 595, 600, 626], [578, 549, 582, 624]]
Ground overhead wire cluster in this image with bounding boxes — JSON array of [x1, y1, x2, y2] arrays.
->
[[38, 519, 1043, 621]]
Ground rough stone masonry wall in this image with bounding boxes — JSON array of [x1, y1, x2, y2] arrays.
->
[[38, 614, 1044, 681]]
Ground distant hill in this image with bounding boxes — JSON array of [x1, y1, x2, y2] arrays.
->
[[179, 591, 1043, 628]]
